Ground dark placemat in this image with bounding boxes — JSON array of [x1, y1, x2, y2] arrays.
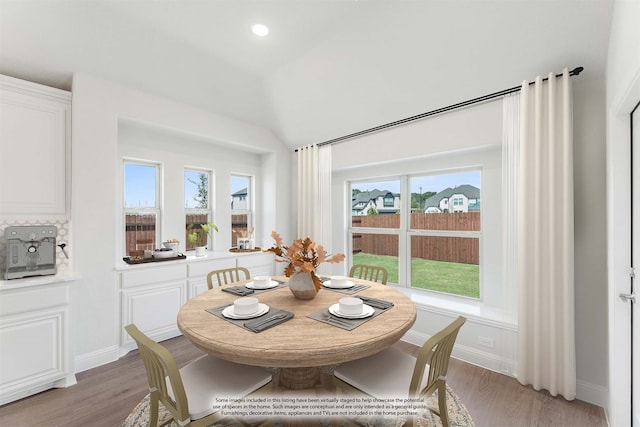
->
[[206, 304, 294, 333], [221, 280, 287, 296], [307, 298, 393, 331]]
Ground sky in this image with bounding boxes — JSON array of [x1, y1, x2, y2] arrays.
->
[[124, 164, 250, 208]]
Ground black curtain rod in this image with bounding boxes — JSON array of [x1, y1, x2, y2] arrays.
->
[[309, 66, 584, 148]]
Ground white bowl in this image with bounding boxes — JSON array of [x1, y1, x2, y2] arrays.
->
[[163, 242, 179, 251], [234, 297, 259, 315], [253, 275, 271, 288], [339, 297, 363, 315], [153, 249, 175, 258], [331, 275, 348, 287]]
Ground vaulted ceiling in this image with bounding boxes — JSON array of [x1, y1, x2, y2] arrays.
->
[[0, 0, 614, 149]]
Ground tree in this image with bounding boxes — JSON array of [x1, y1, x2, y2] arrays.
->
[[367, 207, 378, 215], [411, 191, 436, 210], [187, 173, 208, 208]]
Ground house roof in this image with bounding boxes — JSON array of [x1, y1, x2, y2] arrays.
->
[[232, 187, 247, 197], [424, 185, 480, 209], [352, 190, 399, 211]]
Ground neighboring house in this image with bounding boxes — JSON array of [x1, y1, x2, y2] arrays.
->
[[352, 189, 400, 215], [231, 187, 248, 210], [424, 184, 480, 213]]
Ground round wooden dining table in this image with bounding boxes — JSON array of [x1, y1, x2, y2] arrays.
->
[[177, 276, 416, 390]]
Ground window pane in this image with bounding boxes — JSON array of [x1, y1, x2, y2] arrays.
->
[[124, 163, 157, 208], [410, 171, 481, 230], [185, 213, 209, 250], [352, 232, 398, 284], [184, 170, 209, 209], [231, 176, 250, 210], [410, 235, 479, 298], [231, 175, 251, 247], [125, 213, 157, 256], [351, 180, 400, 228]]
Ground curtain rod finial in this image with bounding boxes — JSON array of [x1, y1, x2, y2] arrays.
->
[[571, 66, 584, 76]]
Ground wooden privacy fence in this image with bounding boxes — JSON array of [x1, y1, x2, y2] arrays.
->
[[125, 214, 157, 255], [126, 214, 250, 252], [352, 212, 480, 265]]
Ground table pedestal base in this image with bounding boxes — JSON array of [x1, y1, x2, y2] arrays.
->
[[279, 367, 320, 389], [269, 365, 338, 391]]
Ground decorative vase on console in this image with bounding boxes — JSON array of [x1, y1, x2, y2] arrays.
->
[[187, 222, 218, 257], [265, 231, 345, 300]]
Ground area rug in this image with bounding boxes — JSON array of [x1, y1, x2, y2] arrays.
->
[[122, 385, 474, 427]]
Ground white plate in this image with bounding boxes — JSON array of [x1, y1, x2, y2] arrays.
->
[[222, 303, 269, 319], [328, 303, 374, 319], [323, 280, 356, 289], [245, 280, 280, 289]]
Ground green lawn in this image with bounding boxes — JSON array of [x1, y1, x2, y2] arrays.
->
[[352, 253, 480, 298]]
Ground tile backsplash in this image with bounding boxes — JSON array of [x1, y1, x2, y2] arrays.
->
[[0, 219, 71, 277]]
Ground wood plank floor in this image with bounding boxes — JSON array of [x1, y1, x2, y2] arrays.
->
[[0, 337, 607, 427]]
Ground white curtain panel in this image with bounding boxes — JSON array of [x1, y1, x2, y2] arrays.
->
[[296, 145, 332, 267], [502, 93, 520, 312], [516, 68, 576, 400]]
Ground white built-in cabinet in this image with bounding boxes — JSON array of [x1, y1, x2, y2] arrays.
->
[[0, 278, 76, 406], [118, 252, 274, 355], [0, 75, 71, 219]]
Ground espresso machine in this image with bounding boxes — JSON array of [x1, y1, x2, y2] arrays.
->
[[4, 225, 58, 280]]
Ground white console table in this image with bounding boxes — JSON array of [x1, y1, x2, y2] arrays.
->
[[117, 251, 274, 356]]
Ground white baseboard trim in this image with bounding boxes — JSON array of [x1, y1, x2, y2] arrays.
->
[[576, 379, 608, 409], [402, 330, 608, 409], [402, 329, 515, 376], [74, 344, 119, 373]]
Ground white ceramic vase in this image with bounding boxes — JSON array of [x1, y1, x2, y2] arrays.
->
[[287, 271, 318, 300], [195, 246, 207, 257]]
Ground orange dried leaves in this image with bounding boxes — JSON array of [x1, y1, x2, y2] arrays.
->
[[265, 231, 346, 283]]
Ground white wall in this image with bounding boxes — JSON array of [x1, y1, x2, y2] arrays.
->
[[329, 85, 608, 406], [71, 73, 292, 371], [606, 0, 640, 425]]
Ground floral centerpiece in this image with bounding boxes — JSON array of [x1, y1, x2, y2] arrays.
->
[[265, 231, 345, 295]]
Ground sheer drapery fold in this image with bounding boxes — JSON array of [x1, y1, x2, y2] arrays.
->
[[296, 145, 333, 274], [516, 68, 576, 400]]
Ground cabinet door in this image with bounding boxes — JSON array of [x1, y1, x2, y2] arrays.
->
[[0, 77, 70, 217], [0, 308, 68, 405], [238, 253, 274, 277], [121, 281, 186, 351]]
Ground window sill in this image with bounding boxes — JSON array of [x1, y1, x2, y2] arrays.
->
[[390, 284, 517, 329]]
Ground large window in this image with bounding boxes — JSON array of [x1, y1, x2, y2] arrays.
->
[[184, 168, 212, 250], [349, 170, 481, 299], [123, 160, 160, 257], [231, 175, 253, 247]]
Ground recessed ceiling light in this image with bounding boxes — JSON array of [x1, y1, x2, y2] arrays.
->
[[252, 24, 269, 37]]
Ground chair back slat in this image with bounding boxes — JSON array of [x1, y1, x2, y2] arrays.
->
[[349, 264, 388, 285], [207, 267, 251, 289]]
